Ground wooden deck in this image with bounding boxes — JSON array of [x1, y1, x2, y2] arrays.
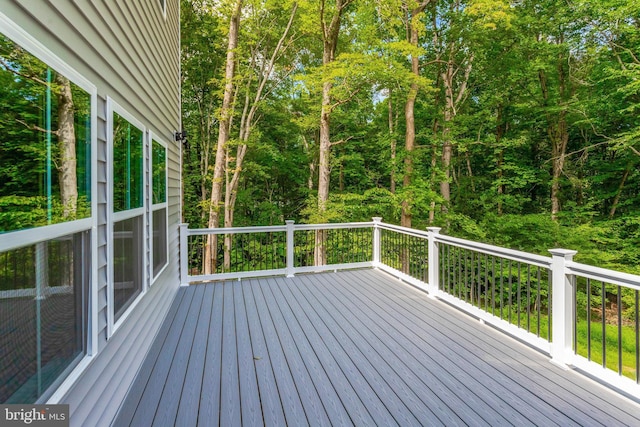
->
[[113, 269, 640, 426]]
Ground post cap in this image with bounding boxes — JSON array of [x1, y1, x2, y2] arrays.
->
[[285, 220, 295, 225], [372, 217, 383, 222], [548, 248, 578, 258], [427, 227, 442, 234]]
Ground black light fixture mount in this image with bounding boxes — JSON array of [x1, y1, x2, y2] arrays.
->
[[174, 130, 187, 142]]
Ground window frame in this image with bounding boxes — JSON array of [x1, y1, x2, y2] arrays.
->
[[106, 98, 148, 337], [0, 10, 98, 403], [149, 133, 169, 282]]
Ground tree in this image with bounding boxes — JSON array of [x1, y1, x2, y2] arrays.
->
[[205, 0, 242, 274], [222, 1, 299, 269], [401, 0, 431, 228]]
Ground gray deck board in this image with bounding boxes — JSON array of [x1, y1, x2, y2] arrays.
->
[[265, 279, 384, 425], [234, 282, 262, 426], [280, 275, 426, 426], [114, 269, 640, 427], [197, 282, 224, 427], [174, 284, 214, 427], [220, 283, 241, 426], [247, 280, 309, 426], [240, 281, 287, 427], [153, 285, 206, 427], [257, 278, 333, 426], [334, 271, 570, 426], [128, 287, 196, 426], [301, 273, 508, 426], [112, 288, 187, 424], [348, 270, 638, 426]]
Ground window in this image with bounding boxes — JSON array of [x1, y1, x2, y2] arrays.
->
[[0, 25, 95, 404], [109, 106, 145, 326], [151, 138, 168, 279], [0, 39, 91, 232], [0, 233, 89, 403]]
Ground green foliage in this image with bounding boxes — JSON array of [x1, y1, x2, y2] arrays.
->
[[180, 0, 640, 278]]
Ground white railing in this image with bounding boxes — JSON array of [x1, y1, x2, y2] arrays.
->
[[179, 217, 640, 398], [180, 221, 374, 283]]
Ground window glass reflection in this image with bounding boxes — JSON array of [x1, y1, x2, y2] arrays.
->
[[0, 35, 91, 232]]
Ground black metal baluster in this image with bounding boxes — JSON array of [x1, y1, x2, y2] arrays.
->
[[517, 263, 522, 327], [527, 264, 531, 332], [602, 281, 607, 369], [508, 260, 513, 325], [618, 285, 622, 376], [500, 258, 504, 320], [492, 256, 496, 316], [548, 271, 552, 341], [635, 290, 640, 384], [537, 267, 542, 337], [587, 278, 592, 360]]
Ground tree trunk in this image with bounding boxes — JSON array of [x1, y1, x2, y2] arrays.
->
[[549, 110, 568, 221], [401, 1, 430, 229], [539, 63, 571, 222], [205, 0, 242, 274], [302, 135, 316, 190], [220, 3, 298, 269], [318, 78, 332, 216], [55, 74, 77, 219], [609, 163, 632, 219], [495, 105, 506, 216], [389, 95, 396, 194], [440, 104, 453, 213], [440, 50, 473, 214], [315, 0, 352, 266]]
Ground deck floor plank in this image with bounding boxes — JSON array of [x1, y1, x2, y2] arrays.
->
[[255, 278, 352, 426], [248, 278, 310, 426], [115, 269, 640, 427], [281, 275, 433, 426], [240, 281, 287, 427], [292, 273, 466, 426], [233, 282, 263, 426], [153, 285, 206, 427], [350, 269, 640, 427], [300, 272, 511, 427], [333, 270, 574, 426], [220, 283, 242, 426], [257, 278, 336, 426], [269, 279, 395, 425], [175, 285, 215, 427], [128, 286, 197, 426], [197, 283, 224, 427], [112, 288, 187, 426]]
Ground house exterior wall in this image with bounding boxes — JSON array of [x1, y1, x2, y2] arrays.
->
[[0, 1, 181, 425]]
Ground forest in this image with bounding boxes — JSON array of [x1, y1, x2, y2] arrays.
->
[[180, 0, 640, 274]]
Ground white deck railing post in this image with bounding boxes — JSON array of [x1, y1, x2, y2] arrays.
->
[[180, 223, 189, 286], [286, 220, 295, 277], [427, 227, 441, 297], [372, 217, 382, 268], [549, 248, 577, 367]]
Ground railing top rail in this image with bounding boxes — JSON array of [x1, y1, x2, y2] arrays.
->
[[435, 233, 552, 269], [294, 221, 373, 231], [378, 222, 430, 238], [187, 222, 376, 236], [568, 261, 640, 291], [187, 225, 287, 236]]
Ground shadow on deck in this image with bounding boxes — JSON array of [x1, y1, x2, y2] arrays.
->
[[114, 269, 640, 426]]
